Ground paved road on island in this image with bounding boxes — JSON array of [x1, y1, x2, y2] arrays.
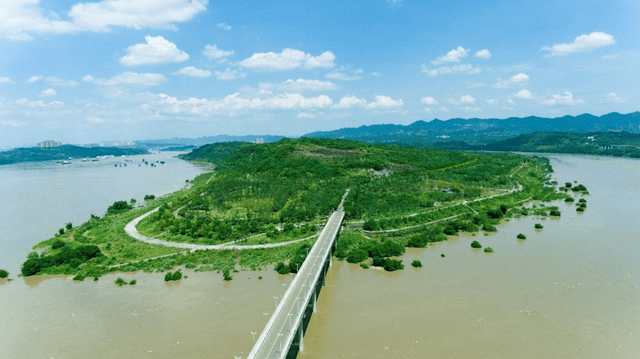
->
[[124, 207, 317, 251]]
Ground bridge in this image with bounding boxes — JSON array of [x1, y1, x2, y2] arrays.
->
[[247, 190, 348, 359]]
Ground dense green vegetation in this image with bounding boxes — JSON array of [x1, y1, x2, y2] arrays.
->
[[0, 145, 147, 166], [21, 138, 567, 280], [0, 269, 8, 278]]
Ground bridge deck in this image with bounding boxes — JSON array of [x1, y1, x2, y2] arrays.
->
[[248, 209, 345, 359]]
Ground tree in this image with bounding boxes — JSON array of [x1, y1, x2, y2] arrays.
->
[[108, 200, 132, 214], [471, 240, 482, 248], [0, 269, 8, 278], [517, 233, 527, 240], [346, 248, 368, 263], [66, 222, 73, 230], [411, 260, 422, 268]]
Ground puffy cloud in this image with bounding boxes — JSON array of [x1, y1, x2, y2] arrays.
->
[[513, 89, 533, 99], [367, 95, 403, 109], [174, 66, 212, 77], [297, 112, 317, 119], [214, 68, 246, 80], [540, 92, 584, 106], [494, 73, 529, 88], [238, 48, 335, 71], [263, 79, 338, 92], [326, 66, 363, 81], [460, 95, 475, 104], [474, 49, 491, 59], [420, 96, 438, 105], [0, 76, 12, 83], [120, 36, 189, 66], [25, 75, 43, 83], [2, 0, 207, 41], [217, 22, 232, 30], [39, 88, 57, 97], [422, 64, 481, 76], [16, 98, 64, 107], [606, 92, 624, 103], [203, 44, 234, 59], [333, 96, 367, 109], [432, 46, 469, 65], [150, 92, 333, 114], [68, 0, 207, 32], [541, 32, 616, 56], [84, 72, 166, 86], [45, 76, 78, 86]]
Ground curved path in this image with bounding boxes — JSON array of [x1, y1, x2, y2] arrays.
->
[[124, 207, 318, 251]]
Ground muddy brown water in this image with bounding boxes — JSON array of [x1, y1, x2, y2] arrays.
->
[[1, 154, 640, 358]]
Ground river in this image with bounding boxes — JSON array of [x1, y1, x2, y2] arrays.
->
[[1, 154, 639, 358]]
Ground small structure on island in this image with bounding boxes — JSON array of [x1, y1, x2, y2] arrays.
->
[[37, 140, 62, 148]]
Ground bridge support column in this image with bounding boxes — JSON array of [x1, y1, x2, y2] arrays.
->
[[312, 288, 317, 313], [298, 324, 304, 353]]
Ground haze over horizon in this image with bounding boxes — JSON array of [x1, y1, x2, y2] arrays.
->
[[1, 0, 638, 148]]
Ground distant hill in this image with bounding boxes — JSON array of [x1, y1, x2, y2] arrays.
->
[[304, 112, 640, 146], [136, 134, 286, 150], [0, 145, 147, 166]]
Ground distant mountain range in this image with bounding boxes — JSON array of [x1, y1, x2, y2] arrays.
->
[[135, 134, 286, 150], [0, 145, 146, 166], [302, 112, 640, 146]]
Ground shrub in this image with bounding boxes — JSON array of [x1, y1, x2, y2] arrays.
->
[[440, 254, 445, 258], [164, 270, 183, 281], [108, 200, 132, 214], [129, 279, 137, 285], [576, 207, 585, 212], [184, 263, 197, 269], [144, 194, 156, 200], [359, 263, 370, 269], [482, 224, 497, 232], [258, 276, 263, 280], [115, 277, 126, 286], [484, 247, 494, 253], [51, 239, 65, 249], [73, 274, 85, 281], [274, 262, 290, 275], [517, 233, 527, 240], [411, 260, 422, 268], [564, 197, 575, 203], [535, 223, 543, 229], [549, 210, 561, 217], [223, 269, 233, 281], [383, 259, 404, 272], [471, 240, 482, 248], [0, 269, 9, 278], [346, 248, 368, 263]]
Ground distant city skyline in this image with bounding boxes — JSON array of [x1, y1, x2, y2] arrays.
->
[[1, 0, 638, 148]]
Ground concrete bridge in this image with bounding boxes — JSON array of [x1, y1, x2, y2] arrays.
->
[[247, 190, 348, 359]]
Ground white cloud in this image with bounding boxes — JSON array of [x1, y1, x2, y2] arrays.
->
[[606, 92, 624, 103], [214, 68, 246, 80], [367, 95, 403, 109], [16, 98, 64, 108], [494, 73, 529, 88], [513, 89, 533, 99], [174, 66, 212, 77], [432, 46, 469, 65], [486, 99, 498, 105], [151, 92, 333, 114], [420, 96, 438, 105], [0, 76, 12, 84], [540, 92, 584, 106], [439, 107, 450, 112], [264, 79, 338, 92], [297, 112, 317, 119], [541, 32, 616, 56], [326, 66, 363, 81], [45, 76, 78, 86], [25, 75, 44, 83], [475, 49, 491, 59], [84, 72, 166, 86], [1, 0, 208, 41], [422, 64, 481, 76], [460, 95, 475, 104], [39, 88, 57, 97], [217, 22, 232, 30], [238, 48, 335, 71], [203, 44, 234, 59], [87, 116, 107, 124], [333, 96, 367, 109], [463, 106, 482, 112], [120, 36, 189, 66], [68, 0, 207, 32]]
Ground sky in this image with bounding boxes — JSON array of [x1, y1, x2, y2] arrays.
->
[[0, 0, 639, 148]]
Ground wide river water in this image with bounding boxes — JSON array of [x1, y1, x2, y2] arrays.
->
[[1, 153, 639, 358]]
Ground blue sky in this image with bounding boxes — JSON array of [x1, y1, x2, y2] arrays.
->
[[0, 0, 638, 148]]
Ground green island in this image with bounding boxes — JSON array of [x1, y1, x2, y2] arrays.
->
[[21, 138, 573, 280]]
